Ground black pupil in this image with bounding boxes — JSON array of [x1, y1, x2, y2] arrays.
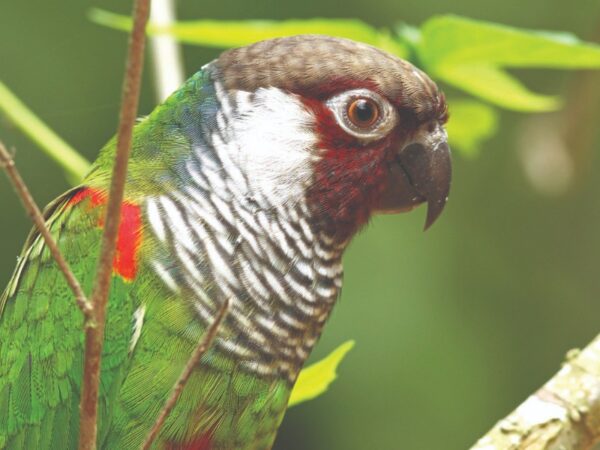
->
[[353, 99, 375, 124]]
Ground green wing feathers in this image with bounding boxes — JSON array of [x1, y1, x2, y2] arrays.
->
[[0, 188, 136, 449]]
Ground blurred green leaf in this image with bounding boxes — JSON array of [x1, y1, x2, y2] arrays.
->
[[92, 10, 600, 113], [90, 9, 409, 58], [288, 340, 355, 408], [440, 65, 560, 112], [446, 99, 498, 157], [419, 15, 600, 69], [0, 80, 90, 183], [414, 15, 600, 111]]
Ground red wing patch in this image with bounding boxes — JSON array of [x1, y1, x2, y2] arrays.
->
[[167, 434, 212, 450], [69, 187, 142, 281], [69, 187, 106, 208]]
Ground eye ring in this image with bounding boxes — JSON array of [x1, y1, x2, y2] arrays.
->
[[326, 89, 397, 141], [347, 97, 380, 128]]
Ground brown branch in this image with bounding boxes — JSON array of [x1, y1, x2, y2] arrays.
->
[[77, 0, 151, 448], [141, 299, 230, 450], [470, 334, 600, 450], [0, 141, 93, 317]]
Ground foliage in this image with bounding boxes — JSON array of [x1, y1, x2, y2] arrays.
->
[[408, 16, 600, 111], [444, 99, 498, 158], [0, 81, 90, 183], [90, 11, 600, 155], [289, 341, 355, 407], [89, 11, 409, 58]]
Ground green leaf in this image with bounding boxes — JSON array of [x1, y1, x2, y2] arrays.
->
[[445, 99, 499, 157], [288, 340, 355, 408], [439, 65, 560, 112], [415, 15, 600, 111], [0, 81, 90, 183], [89, 9, 409, 58], [419, 15, 600, 69]]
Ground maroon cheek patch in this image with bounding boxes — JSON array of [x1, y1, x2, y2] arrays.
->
[[298, 94, 394, 240]]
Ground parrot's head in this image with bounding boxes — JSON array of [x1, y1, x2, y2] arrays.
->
[[208, 35, 451, 241]]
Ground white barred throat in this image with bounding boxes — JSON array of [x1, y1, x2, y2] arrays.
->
[[145, 69, 346, 382]]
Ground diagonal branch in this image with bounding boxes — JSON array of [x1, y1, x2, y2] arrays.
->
[[470, 334, 600, 450], [0, 141, 92, 317], [77, 0, 151, 448], [141, 299, 230, 450]]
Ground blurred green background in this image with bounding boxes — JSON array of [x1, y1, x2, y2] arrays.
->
[[2, 0, 600, 449]]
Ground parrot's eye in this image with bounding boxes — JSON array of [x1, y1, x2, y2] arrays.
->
[[326, 89, 397, 141], [347, 98, 379, 128]]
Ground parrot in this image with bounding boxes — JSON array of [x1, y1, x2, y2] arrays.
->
[[0, 35, 451, 449]]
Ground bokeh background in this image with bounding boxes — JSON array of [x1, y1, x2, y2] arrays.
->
[[2, 0, 600, 448]]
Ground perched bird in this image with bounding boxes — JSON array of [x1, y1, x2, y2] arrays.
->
[[0, 35, 451, 449]]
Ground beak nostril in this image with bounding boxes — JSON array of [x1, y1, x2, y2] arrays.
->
[[397, 143, 428, 190]]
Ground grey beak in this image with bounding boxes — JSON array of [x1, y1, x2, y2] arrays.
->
[[377, 131, 452, 230], [397, 140, 452, 230]]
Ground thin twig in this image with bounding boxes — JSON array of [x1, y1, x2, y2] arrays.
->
[[78, 0, 151, 448], [141, 299, 230, 450], [0, 141, 93, 317]]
